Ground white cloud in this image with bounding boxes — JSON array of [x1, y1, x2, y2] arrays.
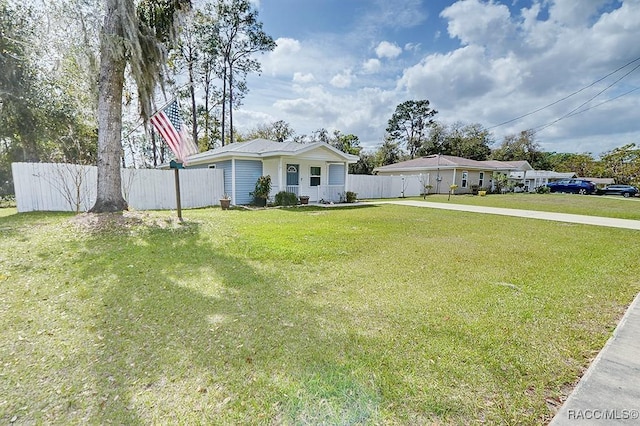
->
[[260, 37, 302, 76], [390, 0, 639, 154], [356, 0, 428, 37], [520, 2, 559, 50], [260, 36, 354, 86], [293, 72, 315, 83], [330, 69, 354, 88], [548, 0, 612, 27], [273, 37, 300, 55], [404, 42, 421, 53], [238, 0, 640, 155], [375, 41, 402, 59], [398, 45, 495, 108], [440, 0, 515, 49], [362, 58, 381, 74], [271, 85, 398, 145]]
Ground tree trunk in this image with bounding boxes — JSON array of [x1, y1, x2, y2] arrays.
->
[[204, 80, 210, 147], [188, 45, 198, 147], [204, 62, 211, 148], [89, 0, 128, 213], [229, 63, 234, 145], [221, 66, 227, 146], [151, 129, 158, 167]]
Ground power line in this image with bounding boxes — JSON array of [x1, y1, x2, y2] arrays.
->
[[487, 55, 640, 130], [561, 86, 640, 120], [534, 61, 640, 133]]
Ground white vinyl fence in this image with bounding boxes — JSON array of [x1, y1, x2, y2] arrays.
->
[[348, 174, 424, 199], [12, 162, 428, 212], [12, 162, 224, 213]]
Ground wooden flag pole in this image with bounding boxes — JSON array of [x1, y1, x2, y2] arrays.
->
[[170, 160, 183, 221]]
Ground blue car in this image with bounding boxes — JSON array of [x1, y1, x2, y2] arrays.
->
[[596, 184, 639, 198], [546, 179, 596, 195]]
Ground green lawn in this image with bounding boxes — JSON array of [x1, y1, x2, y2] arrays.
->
[[1, 205, 639, 424], [0, 207, 17, 218], [393, 192, 640, 220]]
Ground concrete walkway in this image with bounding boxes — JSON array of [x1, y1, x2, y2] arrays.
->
[[370, 200, 640, 424], [371, 199, 640, 230]]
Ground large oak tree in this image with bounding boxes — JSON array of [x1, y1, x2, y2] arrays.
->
[[90, 0, 190, 213]]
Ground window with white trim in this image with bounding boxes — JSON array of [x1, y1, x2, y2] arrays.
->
[[479, 172, 484, 187], [310, 166, 321, 186], [461, 171, 468, 188]]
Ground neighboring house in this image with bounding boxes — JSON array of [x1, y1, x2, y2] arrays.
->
[[509, 170, 575, 191], [491, 162, 617, 191], [373, 154, 531, 194], [178, 139, 359, 204]]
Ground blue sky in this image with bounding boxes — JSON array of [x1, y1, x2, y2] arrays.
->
[[232, 0, 640, 156]]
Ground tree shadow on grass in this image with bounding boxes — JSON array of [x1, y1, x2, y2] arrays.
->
[[66, 219, 381, 424], [281, 204, 379, 213], [0, 211, 73, 238]]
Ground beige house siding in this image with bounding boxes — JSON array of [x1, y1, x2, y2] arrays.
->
[[373, 154, 532, 194], [460, 170, 492, 191], [434, 170, 455, 194], [376, 169, 494, 194]]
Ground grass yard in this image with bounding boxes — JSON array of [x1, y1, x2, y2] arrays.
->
[[0, 207, 16, 218], [1, 204, 639, 424], [400, 193, 640, 220]]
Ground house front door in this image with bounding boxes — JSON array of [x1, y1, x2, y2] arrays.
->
[[286, 164, 299, 195]]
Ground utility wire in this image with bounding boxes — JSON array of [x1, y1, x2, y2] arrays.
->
[[560, 86, 640, 120], [487, 55, 640, 130], [534, 61, 640, 133]]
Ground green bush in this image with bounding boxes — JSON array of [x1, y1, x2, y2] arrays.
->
[[250, 175, 272, 206], [536, 185, 550, 194], [345, 191, 357, 203], [274, 191, 299, 206], [0, 195, 16, 208]]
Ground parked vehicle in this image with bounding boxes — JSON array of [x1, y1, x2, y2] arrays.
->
[[545, 179, 596, 195], [596, 184, 639, 198]]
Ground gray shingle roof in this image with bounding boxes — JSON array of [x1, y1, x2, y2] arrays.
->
[[374, 155, 533, 172], [185, 138, 359, 163]]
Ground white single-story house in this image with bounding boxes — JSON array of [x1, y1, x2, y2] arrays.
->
[[373, 155, 533, 194], [507, 170, 618, 191], [179, 138, 359, 205], [505, 169, 575, 191]]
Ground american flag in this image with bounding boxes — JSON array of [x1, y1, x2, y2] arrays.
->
[[150, 100, 199, 164]]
